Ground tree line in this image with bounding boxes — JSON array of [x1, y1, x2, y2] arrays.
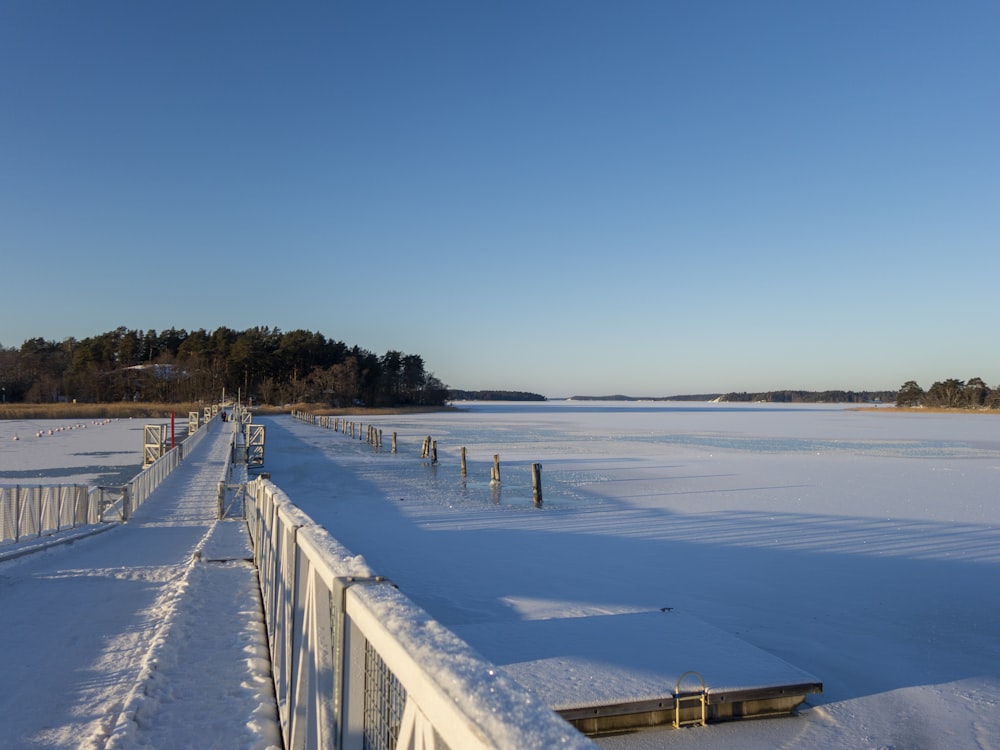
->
[[0, 326, 448, 407], [895, 378, 1000, 409], [720, 390, 896, 404]]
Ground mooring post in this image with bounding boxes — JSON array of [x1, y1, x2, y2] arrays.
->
[[431, 440, 438, 464], [461, 446, 467, 476], [392, 432, 397, 453], [491, 454, 501, 484], [532, 463, 543, 507]]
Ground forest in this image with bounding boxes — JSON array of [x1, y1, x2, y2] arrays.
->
[[893, 378, 1000, 409], [719, 389, 896, 404], [720, 379, 1000, 409], [0, 326, 448, 407]]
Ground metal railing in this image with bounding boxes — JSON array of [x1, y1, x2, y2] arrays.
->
[[1, 409, 225, 543], [246, 477, 597, 750], [0, 484, 100, 543]]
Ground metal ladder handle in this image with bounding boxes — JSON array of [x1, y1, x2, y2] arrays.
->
[[673, 670, 707, 728]]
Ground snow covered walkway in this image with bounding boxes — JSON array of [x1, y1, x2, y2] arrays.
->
[[0, 424, 281, 750]]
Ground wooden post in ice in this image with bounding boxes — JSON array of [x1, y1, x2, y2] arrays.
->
[[392, 432, 397, 453], [531, 463, 543, 507], [491, 454, 501, 484], [461, 447, 467, 476], [431, 440, 438, 465]]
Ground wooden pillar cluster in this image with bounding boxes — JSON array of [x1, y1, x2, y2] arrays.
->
[[301, 417, 549, 508]]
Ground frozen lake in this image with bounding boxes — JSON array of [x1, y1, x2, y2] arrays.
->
[[261, 402, 1000, 749], [3, 401, 999, 748], [0, 417, 144, 486]]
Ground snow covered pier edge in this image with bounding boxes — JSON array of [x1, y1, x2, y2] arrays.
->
[[245, 476, 598, 750]]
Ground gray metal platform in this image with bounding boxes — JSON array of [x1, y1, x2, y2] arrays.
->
[[455, 609, 822, 734]]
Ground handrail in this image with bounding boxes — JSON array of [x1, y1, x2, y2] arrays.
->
[[246, 477, 596, 750]]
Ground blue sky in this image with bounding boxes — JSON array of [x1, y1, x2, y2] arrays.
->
[[2, 2, 998, 398]]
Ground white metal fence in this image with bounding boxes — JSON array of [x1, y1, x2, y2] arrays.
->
[[246, 477, 597, 750], [1, 409, 224, 543], [0, 484, 100, 542]]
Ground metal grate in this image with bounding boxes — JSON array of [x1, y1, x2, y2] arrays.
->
[[363, 641, 407, 750]]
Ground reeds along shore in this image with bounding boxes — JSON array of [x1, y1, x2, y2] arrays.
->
[[0, 402, 206, 420]]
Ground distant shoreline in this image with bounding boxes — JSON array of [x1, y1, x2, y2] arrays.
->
[[4, 402, 998, 421], [851, 406, 1000, 414]]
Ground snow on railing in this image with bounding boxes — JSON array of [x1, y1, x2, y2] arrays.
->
[[246, 477, 597, 750]]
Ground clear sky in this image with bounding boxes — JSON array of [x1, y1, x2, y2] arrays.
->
[[2, 2, 998, 398]]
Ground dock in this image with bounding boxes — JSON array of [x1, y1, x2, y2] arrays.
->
[[455, 609, 822, 734]]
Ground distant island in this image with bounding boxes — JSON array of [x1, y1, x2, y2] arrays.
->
[[562, 390, 893, 404], [450, 390, 894, 404], [554, 381, 1000, 410], [447, 390, 547, 402]]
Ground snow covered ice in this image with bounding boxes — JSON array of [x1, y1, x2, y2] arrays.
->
[[2, 402, 1000, 749], [264, 402, 1000, 749]]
